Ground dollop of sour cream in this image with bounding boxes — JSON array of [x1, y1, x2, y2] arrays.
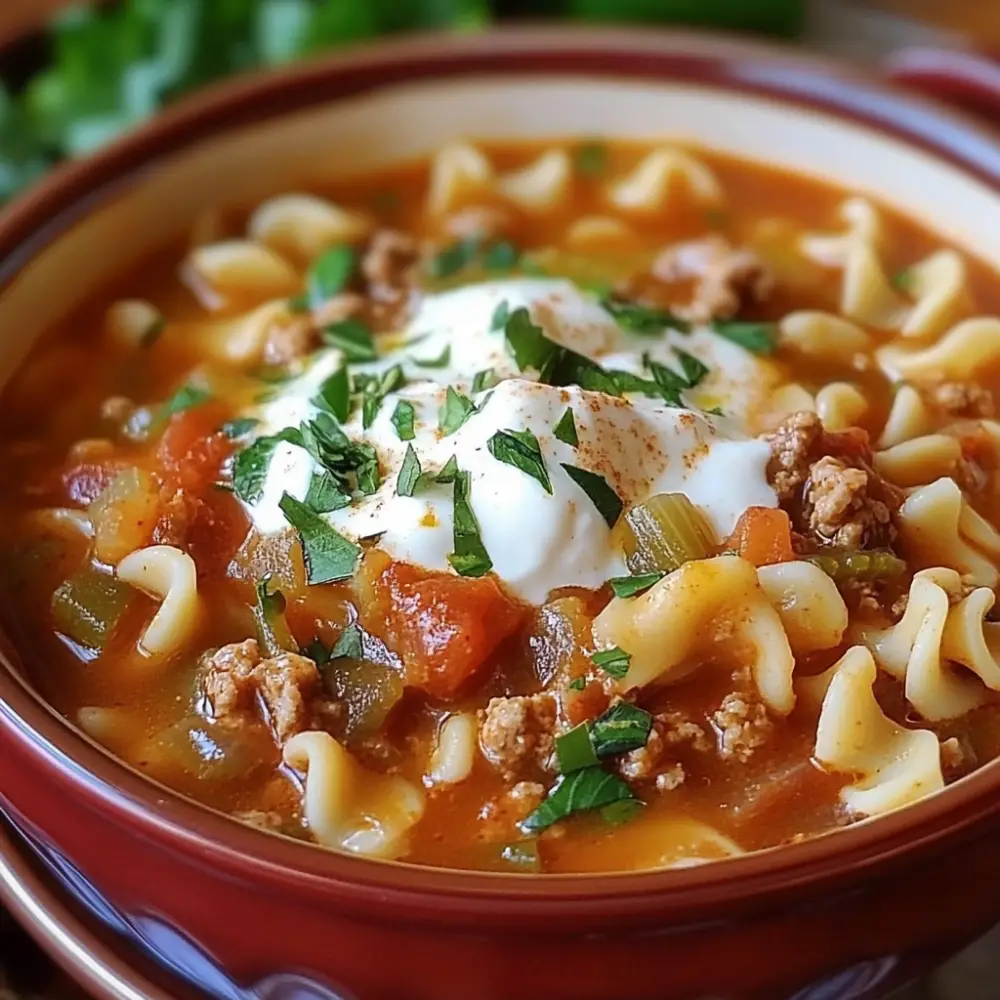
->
[[244, 279, 778, 604]]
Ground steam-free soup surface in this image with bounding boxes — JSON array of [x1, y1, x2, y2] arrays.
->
[[4, 140, 1000, 873]]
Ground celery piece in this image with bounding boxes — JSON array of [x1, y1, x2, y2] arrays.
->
[[51, 566, 133, 650], [616, 493, 716, 575], [808, 549, 907, 583]]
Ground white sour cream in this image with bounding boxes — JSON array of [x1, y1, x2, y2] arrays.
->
[[245, 279, 778, 604]]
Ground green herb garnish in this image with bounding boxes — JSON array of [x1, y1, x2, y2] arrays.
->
[[561, 464, 623, 527], [608, 572, 664, 598], [481, 241, 518, 271], [359, 364, 405, 429], [435, 455, 459, 484], [591, 646, 632, 680], [221, 417, 259, 440], [304, 471, 351, 514], [555, 723, 599, 773], [575, 140, 607, 176], [232, 427, 302, 504], [447, 470, 492, 578], [412, 344, 451, 368], [711, 320, 777, 355], [391, 400, 416, 441], [160, 384, 211, 421], [320, 318, 377, 362], [307, 246, 355, 310], [397, 444, 422, 497], [553, 407, 578, 447], [568, 676, 587, 691], [427, 237, 479, 279], [472, 368, 499, 394], [673, 348, 709, 388], [590, 703, 653, 757], [490, 300, 510, 333], [278, 492, 360, 585], [314, 363, 351, 422], [602, 298, 690, 335], [330, 622, 364, 660], [892, 269, 915, 293], [488, 428, 552, 494], [439, 386, 477, 436], [521, 766, 637, 833]]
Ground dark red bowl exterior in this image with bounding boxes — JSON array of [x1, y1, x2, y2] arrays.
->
[[3, 27, 1000, 1000]]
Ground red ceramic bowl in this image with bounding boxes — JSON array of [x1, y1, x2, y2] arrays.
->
[[3, 27, 1000, 1000]]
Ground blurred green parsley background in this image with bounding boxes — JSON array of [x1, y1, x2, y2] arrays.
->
[[0, 0, 806, 205]]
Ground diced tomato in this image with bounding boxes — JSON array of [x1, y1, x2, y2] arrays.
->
[[154, 484, 250, 579], [564, 679, 610, 727], [383, 562, 526, 700], [726, 506, 796, 567], [62, 462, 124, 506], [157, 404, 234, 492]]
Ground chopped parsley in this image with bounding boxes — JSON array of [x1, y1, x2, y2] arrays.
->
[[575, 140, 608, 176], [278, 492, 360, 584], [892, 268, 915, 293], [427, 237, 479, 279], [438, 386, 477, 436], [590, 703, 653, 757], [561, 463, 623, 528], [472, 368, 499, 393], [591, 645, 632, 679], [304, 471, 351, 514], [221, 417, 259, 440], [320, 318, 377, 362], [601, 297, 690, 335], [674, 348, 709, 388], [490, 300, 510, 332], [608, 572, 664, 598], [306, 246, 356, 310], [397, 444, 422, 497], [296, 412, 381, 495], [330, 622, 364, 660], [553, 407, 578, 447], [504, 307, 621, 396], [391, 400, 416, 441], [488, 428, 552, 494], [520, 766, 638, 833], [358, 364, 405, 429], [232, 427, 302, 504], [412, 344, 451, 368], [159, 384, 211, 421], [435, 455, 459, 484], [481, 241, 518, 271], [711, 320, 777, 355], [314, 363, 351, 422], [568, 676, 587, 691], [555, 723, 599, 773], [447, 470, 492, 578]]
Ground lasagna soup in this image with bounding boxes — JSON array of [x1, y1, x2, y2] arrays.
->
[[5, 140, 1000, 873]]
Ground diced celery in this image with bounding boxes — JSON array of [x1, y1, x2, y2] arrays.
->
[[614, 493, 716, 575], [253, 578, 297, 657], [808, 549, 907, 583], [51, 566, 133, 650]]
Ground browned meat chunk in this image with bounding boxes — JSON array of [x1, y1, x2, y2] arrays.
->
[[479, 694, 558, 780], [764, 410, 825, 503], [711, 691, 773, 762], [262, 318, 316, 367], [616, 711, 709, 790], [360, 229, 419, 326], [804, 455, 895, 549], [200, 639, 323, 743], [928, 381, 995, 419], [478, 781, 546, 841], [650, 235, 774, 323]]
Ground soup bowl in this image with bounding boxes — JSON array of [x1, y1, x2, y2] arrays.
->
[[2, 26, 1000, 1000]]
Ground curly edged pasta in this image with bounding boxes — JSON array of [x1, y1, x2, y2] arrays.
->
[[878, 318, 1000, 382], [606, 146, 723, 215], [800, 196, 883, 267], [814, 646, 945, 817], [283, 731, 425, 859], [247, 193, 372, 264], [116, 545, 201, 659], [896, 477, 1000, 587], [878, 385, 933, 449], [861, 568, 988, 722], [181, 239, 300, 311]]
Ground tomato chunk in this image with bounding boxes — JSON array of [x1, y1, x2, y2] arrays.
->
[[726, 506, 796, 567], [383, 563, 525, 699], [157, 404, 233, 492]]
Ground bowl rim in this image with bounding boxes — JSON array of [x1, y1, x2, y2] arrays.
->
[[2, 23, 1000, 917]]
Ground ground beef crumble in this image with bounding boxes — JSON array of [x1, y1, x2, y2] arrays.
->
[[199, 638, 335, 744], [478, 781, 546, 842], [711, 692, 773, 762], [763, 411, 903, 550], [647, 235, 775, 323], [478, 694, 558, 780], [926, 381, 995, 419]]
